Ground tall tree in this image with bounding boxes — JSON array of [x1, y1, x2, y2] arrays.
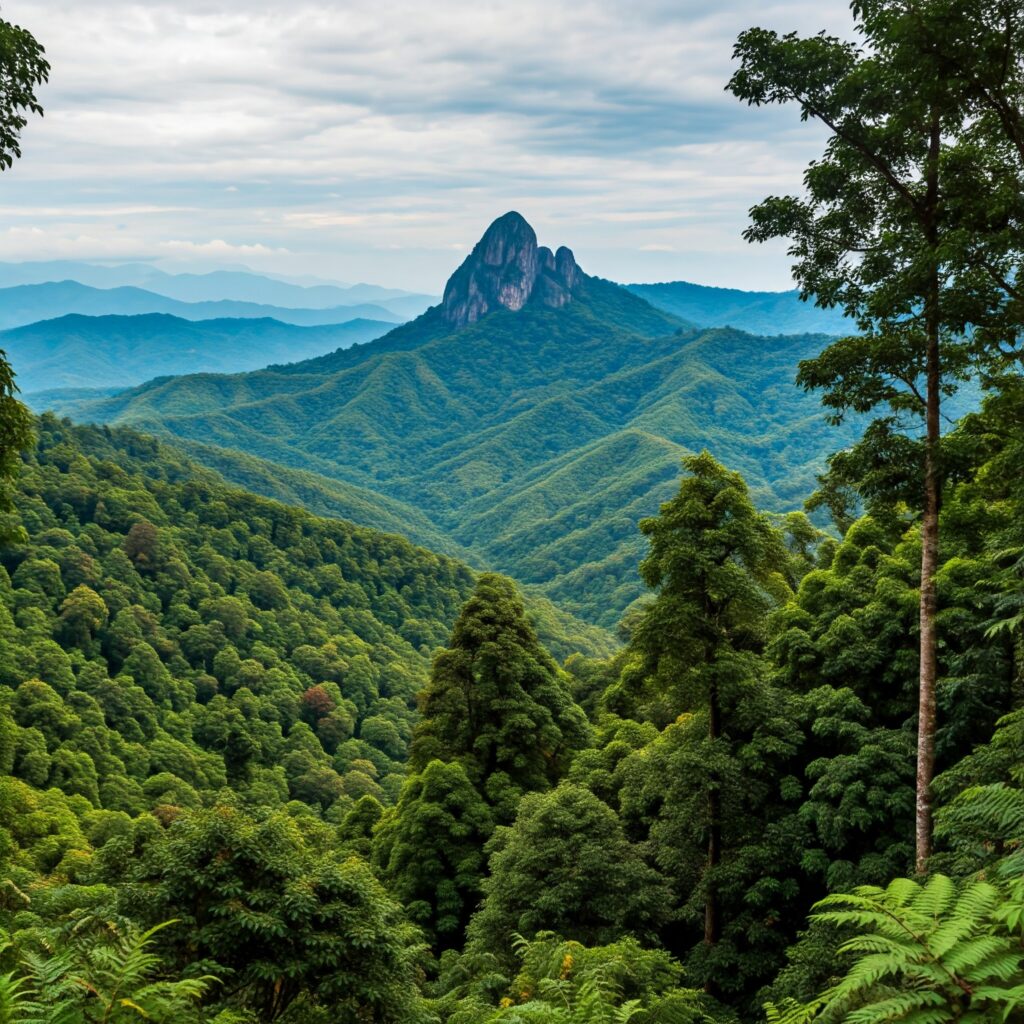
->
[[466, 783, 668, 962], [727, 3, 1020, 872], [0, 9, 46, 542], [409, 573, 590, 821], [616, 452, 789, 970]]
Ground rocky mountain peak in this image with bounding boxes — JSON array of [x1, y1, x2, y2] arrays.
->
[[442, 212, 582, 328]]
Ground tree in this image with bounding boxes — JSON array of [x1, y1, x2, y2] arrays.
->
[[0, 10, 48, 169], [467, 783, 668, 962], [57, 584, 108, 650], [0, 12, 47, 543], [727, 3, 1021, 872], [123, 520, 160, 568], [410, 574, 590, 820], [121, 804, 427, 1022], [373, 758, 494, 949], [614, 452, 788, 962]]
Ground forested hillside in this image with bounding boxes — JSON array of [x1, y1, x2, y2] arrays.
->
[[55, 221, 866, 627], [3, 383, 1022, 1023], [5, 2, 1024, 1024], [0, 412, 614, 856]]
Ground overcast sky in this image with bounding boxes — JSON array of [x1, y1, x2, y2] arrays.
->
[[3, 0, 855, 292]]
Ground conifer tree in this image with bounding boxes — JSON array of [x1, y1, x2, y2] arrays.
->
[[409, 573, 590, 820], [619, 453, 789, 966]]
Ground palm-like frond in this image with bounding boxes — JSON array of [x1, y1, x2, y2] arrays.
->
[[783, 874, 1024, 1024]]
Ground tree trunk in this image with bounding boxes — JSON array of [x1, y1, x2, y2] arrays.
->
[[916, 379, 940, 874], [705, 678, 721, 950], [916, 114, 942, 875]]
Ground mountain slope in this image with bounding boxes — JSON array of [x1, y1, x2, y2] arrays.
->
[[0, 413, 611, 837], [55, 213, 852, 626], [0, 281, 406, 331], [627, 279, 852, 335], [7, 313, 396, 393]]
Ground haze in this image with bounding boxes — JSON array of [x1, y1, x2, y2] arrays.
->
[[4, 0, 853, 291]]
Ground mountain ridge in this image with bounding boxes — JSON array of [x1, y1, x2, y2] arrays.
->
[[626, 279, 852, 335], [8, 312, 397, 394], [0, 259, 436, 310], [47, 214, 848, 625], [0, 280, 414, 331]]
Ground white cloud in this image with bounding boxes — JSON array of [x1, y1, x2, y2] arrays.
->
[[158, 239, 293, 258], [3, 0, 854, 290]]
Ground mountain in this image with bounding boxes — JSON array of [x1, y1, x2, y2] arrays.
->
[[626, 279, 852, 335], [0, 281, 410, 331], [5, 313, 398, 393], [441, 210, 583, 326], [53, 212, 854, 627], [0, 260, 437, 313]]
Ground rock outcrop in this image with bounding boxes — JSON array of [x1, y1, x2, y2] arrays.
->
[[442, 212, 582, 328]]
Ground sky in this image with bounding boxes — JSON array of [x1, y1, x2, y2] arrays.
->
[[3, 0, 855, 293]]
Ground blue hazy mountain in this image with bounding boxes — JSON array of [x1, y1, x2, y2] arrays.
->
[[0, 260, 437, 314], [0, 281, 416, 331], [626, 280, 853, 335], [6, 313, 395, 393]]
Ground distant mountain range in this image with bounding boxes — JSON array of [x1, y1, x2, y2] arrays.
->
[[0, 260, 437, 314], [49, 212, 862, 627], [626, 280, 853, 336], [0, 281, 420, 332], [7, 313, 396, 394]]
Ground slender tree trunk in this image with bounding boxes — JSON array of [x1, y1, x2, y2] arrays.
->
[[916, 347, 940, 873], [916, 114, 942, 875], [705, 678, 721, 951]]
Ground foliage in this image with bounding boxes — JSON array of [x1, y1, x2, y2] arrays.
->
[[116, 804, 427, 1022], [770, 875, 1024, 1024], [0, 415, 479, 827], [0, 347, 32, 544], [0, 10, 48, 170], [467, 784, 668, 963], [373, 758, 494, 948], [0, 919, 213, 1023], [443, 933, 707, 1024], [410, 573, 590, 816]]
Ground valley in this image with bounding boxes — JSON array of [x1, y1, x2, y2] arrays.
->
[[37, 213, 858, 626]]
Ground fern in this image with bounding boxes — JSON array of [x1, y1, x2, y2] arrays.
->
[[471, 933, 704, 1023], [777, 874, 1024, 1024], [0, 971, 32, 1024], [2, 920, 214, 1024], [935, 784, 1024, 876]]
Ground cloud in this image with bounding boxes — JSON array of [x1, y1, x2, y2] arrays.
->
[[4, 0, 854, 290], [158, 239, 293, 258]]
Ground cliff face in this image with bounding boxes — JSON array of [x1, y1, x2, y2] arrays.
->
[[442, 212, 582, 328]]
